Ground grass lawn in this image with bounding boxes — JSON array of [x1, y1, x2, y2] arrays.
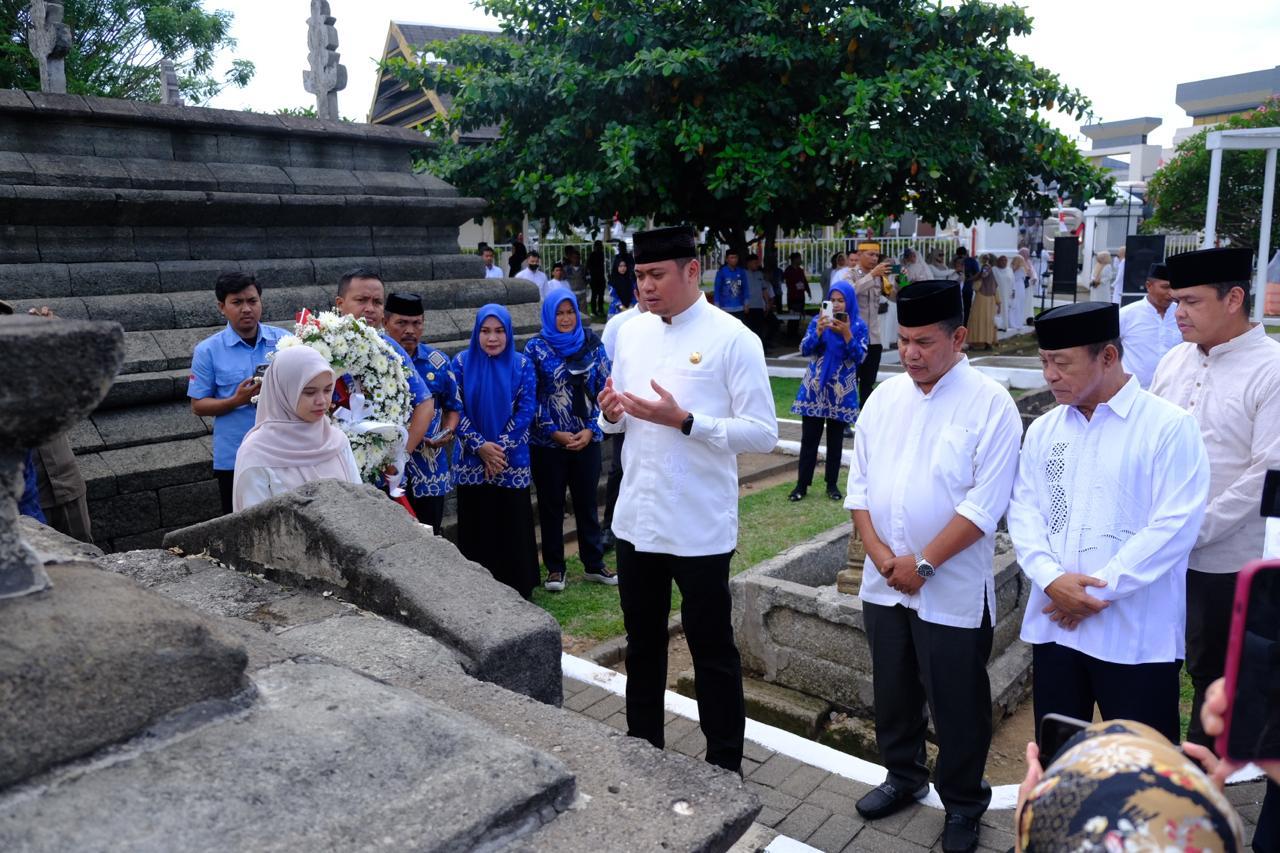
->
[[532, 478, 850, 641], [771, 376, 801, 420]]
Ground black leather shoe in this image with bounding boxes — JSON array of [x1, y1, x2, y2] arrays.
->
[[854, 781, 928, 820], [941, 814, 980, 853], [826, 486, 843, 501], [788, 488, 805, 502]]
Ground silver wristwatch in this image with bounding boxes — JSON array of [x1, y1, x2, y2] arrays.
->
[[914, 554, 935, 578]]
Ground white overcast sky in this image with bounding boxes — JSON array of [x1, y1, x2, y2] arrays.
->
[[206, 0, 1280, 149]]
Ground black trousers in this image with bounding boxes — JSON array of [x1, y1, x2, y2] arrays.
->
[[796, 416, 845, 492], [858, 343, 883, 409], [530, 444, 605, 574], [456, 484, 539, 600], [215, 468, 234, 515], [589, 279, 606, 315], [406, 492, 446, 535], [616, 539, 744, 772], [1186, 569, 1239, 748], [863, 602, 994, 819], [603, 433, 624, 529], [1032, 642, 1182, 745], [1256, 780, 1279, 853]]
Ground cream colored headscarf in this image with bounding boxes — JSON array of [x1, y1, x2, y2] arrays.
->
[[232, 345, 353, 511]]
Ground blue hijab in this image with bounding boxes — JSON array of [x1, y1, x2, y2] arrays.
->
[[539, 288, 585, 357], [464, 304, 519, 442], [819, 280, 857, 391]]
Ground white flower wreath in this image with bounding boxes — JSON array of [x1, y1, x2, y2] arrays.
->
[[273, 311, 413, 482]]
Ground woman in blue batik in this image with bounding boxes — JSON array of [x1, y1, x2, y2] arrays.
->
[[453, 304, 540, 599], [789, 279, 868, 502], [525, 288, 615, 592]]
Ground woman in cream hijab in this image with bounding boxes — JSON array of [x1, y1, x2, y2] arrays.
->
[[232, 345, 360, 512]]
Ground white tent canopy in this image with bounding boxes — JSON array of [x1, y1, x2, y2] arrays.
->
[[1201, 126, 1280, 322]]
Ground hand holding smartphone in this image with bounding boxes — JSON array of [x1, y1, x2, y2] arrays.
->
[[1217, 558, 1280, 764], [1038, 713, 1089, 767]]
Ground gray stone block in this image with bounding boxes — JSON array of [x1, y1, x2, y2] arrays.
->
[[99, 369, 180, 409], [170, 130, 221, 162], [187, 226, 270, 261], [111, 528, 168, 552], [67, 418, 105, 454], [120, 331, 170, 374], [120, 158, 217, 192], [0, 660, 575, 853], [152, 326, 218, 369], [413, 172, 460, 197], [0, 226, 39, 264], [0, 120, 94, 156], [163, 480, 564, 705], [90, 490, 161, 540], [18, 515, 105, 563], [130, 225, 192, 261], [82, 293, 175, 331], [76, 451, 115, 499], [371, 225, 429, 256], [506, 275, 543, 304], [262, 225, 315, 258], [0, 562, 248, 788], [423, 311, 465, 344], [379, 255, 432, 283], [353, 170, 426, 196], [0, 151, 33, 183], [92, 402, 208, 450], [306, 226, 375, 258], [0, 89, 33, 110], [68, 261, 161, 297], [283, 165, 363, 195], [313, 255, 382, 287], [206, 161, 294, 194], [6, 295, 88, 320], [37, 226, 137, 263], [259, 285, 329, 323], [215, 133, 292, 167], [288, 138, 355, 170], [86, 125, 175, 161], [508, 300, 543, 333], [242, 258, 315, 287], [158, 478, 222, 528], [99, 437, 212, 494], [0, 262, 71, 300], [24, 152, 130, 189], [169, 290, 228, 329], [156, 259, 233, 293]]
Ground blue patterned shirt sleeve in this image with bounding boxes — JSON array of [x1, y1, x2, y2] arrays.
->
[[790, 315, 868, 423], [525, 336, 611, 447], [405, 345, 463, 498]]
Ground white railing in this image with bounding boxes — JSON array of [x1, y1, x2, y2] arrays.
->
[[1163, 233, 1202, 257]]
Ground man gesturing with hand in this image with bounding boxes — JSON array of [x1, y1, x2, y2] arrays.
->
[[1009, 302, 1209, 746], [598, 226, 776, 775]]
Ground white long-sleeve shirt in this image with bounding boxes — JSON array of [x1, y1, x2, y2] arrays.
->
[[601, 305, 641, 362], [844, 358, 1022, 629], [1118, 296, 1181, 388], [1009, 378, 1209, 664], [1150, 324, 1280, 575], [233, 445, 362, 512], [600, 295, 777, 556]]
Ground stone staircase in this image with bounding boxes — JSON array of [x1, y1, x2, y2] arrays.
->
[[0, 90, 541, 551]]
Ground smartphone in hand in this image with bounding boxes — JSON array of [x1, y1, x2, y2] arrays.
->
[[1039, 713, 1089, 767], [1217, 558, 1280, 763]]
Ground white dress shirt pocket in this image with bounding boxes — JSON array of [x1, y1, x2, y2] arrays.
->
[[934, 425, 978, 488]]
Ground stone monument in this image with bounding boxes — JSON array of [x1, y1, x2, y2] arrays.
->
[[303, 0, 347, 122], [159, 58, 184, 107], [25, 0, 71, 95]]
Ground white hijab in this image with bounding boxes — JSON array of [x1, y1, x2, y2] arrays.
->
[[232, 345, 354, 511]]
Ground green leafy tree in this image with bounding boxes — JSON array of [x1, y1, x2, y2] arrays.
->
[[1145, 97, 1280, 252], [390, 0, 1111, 252], [1, 0, 253, 103]]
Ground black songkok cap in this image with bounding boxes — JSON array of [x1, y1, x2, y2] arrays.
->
[[897, 280, 963, 328], [1166, 247, 1253, 290], [385, 291, 424, 317], [633, 225, 697, 264], [1148, 262, 1169, 281], [1034, 302, 1120, 350]]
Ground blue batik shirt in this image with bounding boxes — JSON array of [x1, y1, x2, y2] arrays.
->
[[523, 334, 611, 449], [188, 322, 290, 470], [453, 350, 537, 489], [714, 266, 750, 313], [378, 334, 430, 407], [404, 343, 463, 498], [790, 314, 869, 424]]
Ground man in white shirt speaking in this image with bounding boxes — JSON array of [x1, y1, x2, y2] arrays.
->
[[1117, 262, 1179, 388], [598, 225, 777, 774], [1150, 246, 1280, 748], [845, 281, 1021, 853], [1010, 302, 1209, 747]]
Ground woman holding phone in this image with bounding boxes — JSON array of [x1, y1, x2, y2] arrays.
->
[[788, 279, 869, 502], [524, 288, 615, 592], [453, 304, 540, 599]]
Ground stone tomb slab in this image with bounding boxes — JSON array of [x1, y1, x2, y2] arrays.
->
[[0, 660, 575, 853]]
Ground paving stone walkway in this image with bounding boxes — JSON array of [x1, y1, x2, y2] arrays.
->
[[561, 674, 1267, 852]]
